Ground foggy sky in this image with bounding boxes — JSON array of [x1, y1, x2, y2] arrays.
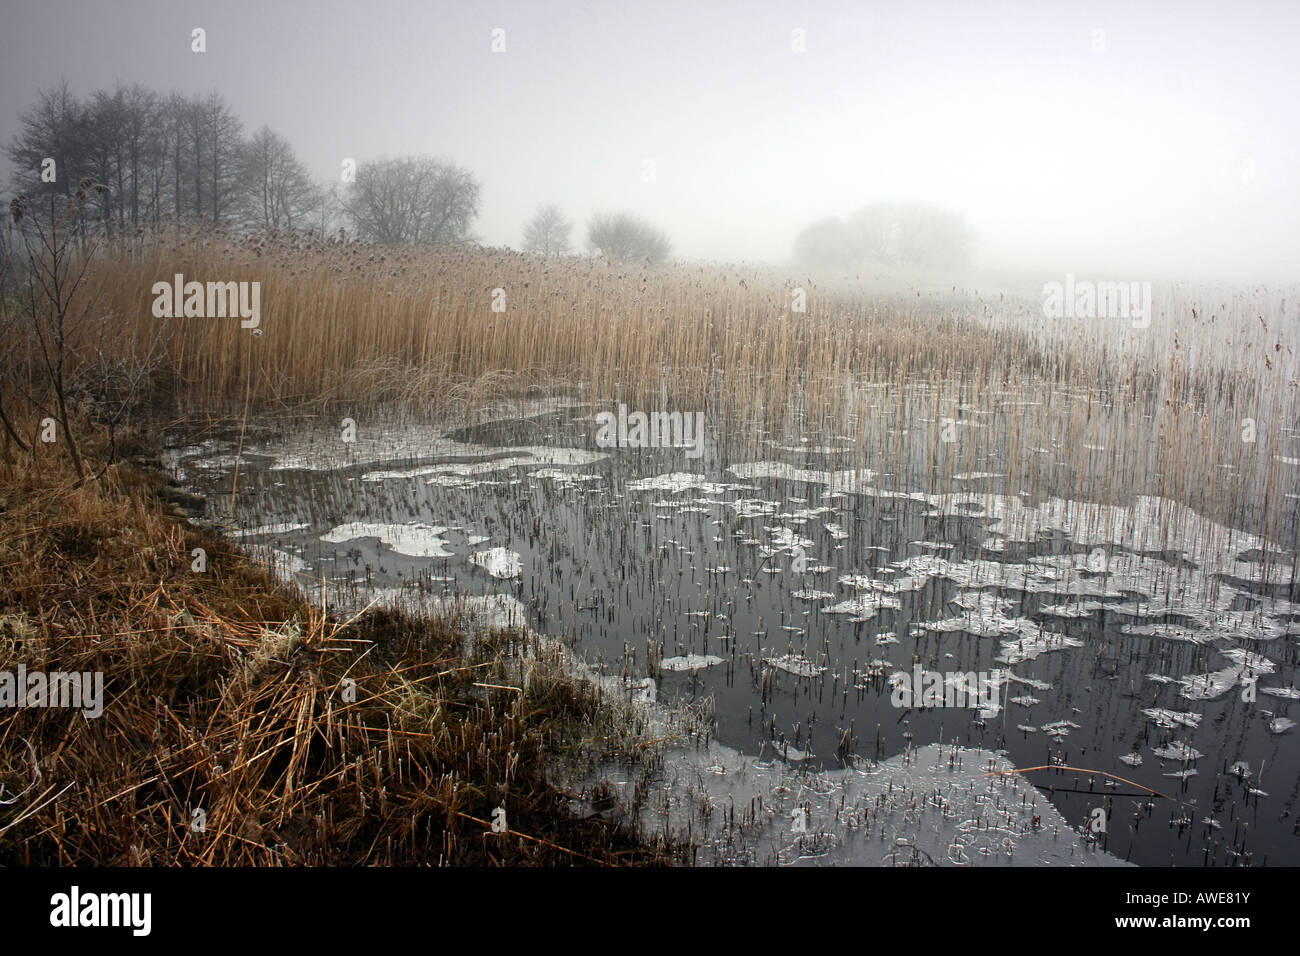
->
[[2, 0, 1298, 281]]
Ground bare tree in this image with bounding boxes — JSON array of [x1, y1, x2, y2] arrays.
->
[[587, 211, 671, 264], [3, 189, 105, 479], [344, 156, 481, 245], [795, 202, 974, 271], [238, 126, 321, 231], [522, 203, 572, 257], [793, 217, 857, 270]]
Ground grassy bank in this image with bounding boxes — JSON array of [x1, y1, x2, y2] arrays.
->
[[0, 428, 681, 866]]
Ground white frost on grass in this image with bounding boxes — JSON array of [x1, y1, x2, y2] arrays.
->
[[320, 522, 453, 558]]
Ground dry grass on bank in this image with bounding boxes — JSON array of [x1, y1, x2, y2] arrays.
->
[[0, 433, 682, 866]]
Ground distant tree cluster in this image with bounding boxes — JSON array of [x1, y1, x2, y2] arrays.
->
[[584, 211, 671, 265], [5, 82, 486, 247], [519, 206, 672, 265], [8, 83, 680, 261], [5, 82, 327, 235], [521, 203, 572, 257], [344, 156, 481, 246], [794, 201, 975, 271]]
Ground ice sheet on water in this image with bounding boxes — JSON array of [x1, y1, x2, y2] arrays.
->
[[822, 595, 902, 617], [361, 591, 528, 631], [729, 461, 878, 491], [233, 521, 311, 538], [791, 589, 835, 601], [320, 521, 453, 558], [571, 740, 1126, 867], [469, 547, 523, 579], [996, 631, 1084, 665], [1152, 741, 1204, 762], [769, 527, 815, 552], [1121, 623, 1214, 645], [763, 654, 826, 678], [1038, 602, 1100, 618], [660, 654, 725, 671], [1041, 720, 1082, 737], [729, 498, 780, 518], [1178, 668, 1242, 701], [242, 545, 308, 585], [1219, 648, 1277, 675], [1008, 674, 1054, 691], [627, 473, 751, 495], [528, 468, 603, 486], [1141, 708, 1203, 730]]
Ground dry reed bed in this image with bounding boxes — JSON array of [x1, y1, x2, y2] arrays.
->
[[46, 232, 1300, 543], [0, 443, 681, 865]]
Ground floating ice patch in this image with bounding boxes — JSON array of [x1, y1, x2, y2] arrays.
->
[[1041, 719, 1081, 737], [822, 595, 902, 617], [364, 591, 528, 631], [728, 461, 878, 492], [568, 738, 1125, 867], [320, 522, 452, 558], [1141, 708, 1203, 730], [627, 473, 750, 495], [1152, 741, 1204, 762], [361, 465, 448, 481], [1121, 623, 1213, 645], [528, 468, 603, 486], [1178, 668, 1242, 701], [1008, 674, 1054, 691], [660, 654, 725, 671], [1219, 648, 1277, 675], [470, 547, 523, 579], [997, 631, 1084, 665], [1267, 717, 1296, 734], [763, 654, 826, 678], [243, 545, 308, 585], [233, 521, 311, 539]]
